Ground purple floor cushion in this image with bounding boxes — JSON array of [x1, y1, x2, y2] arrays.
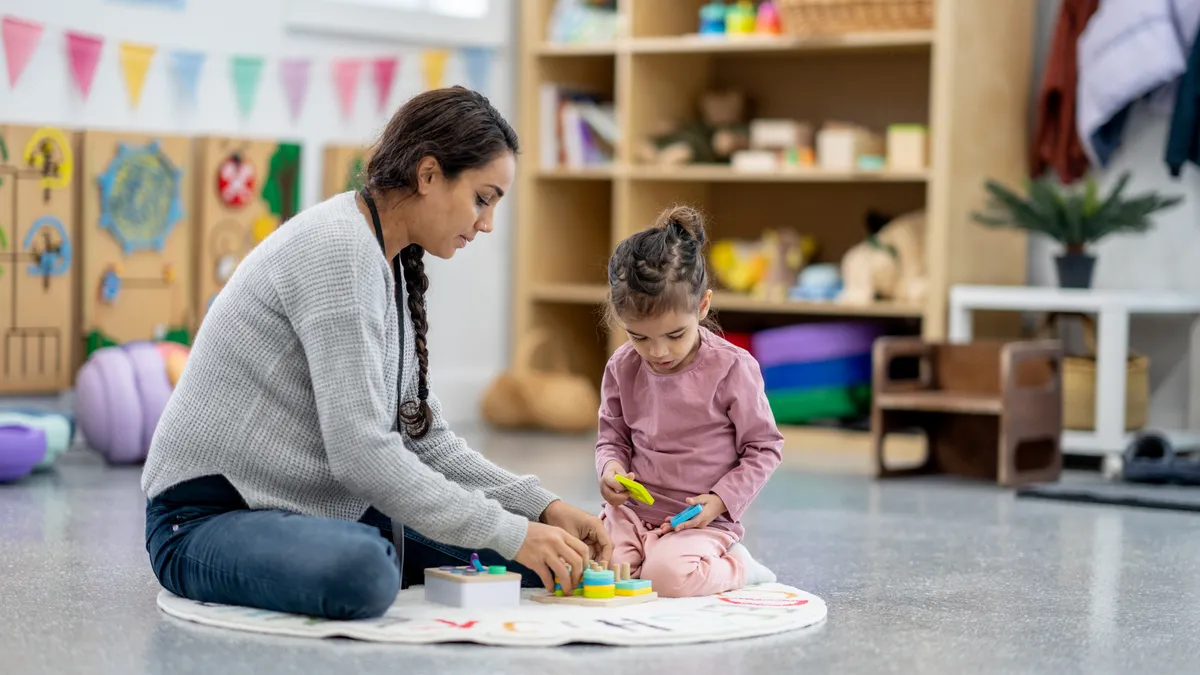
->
[[75, 343, 174, 464], [0, 425, 47, 483]]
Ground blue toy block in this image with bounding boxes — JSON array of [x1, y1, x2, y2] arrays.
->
[[616, 579, 652, 591], [583, 569, 615, 586], [670, 503, 703, 528]]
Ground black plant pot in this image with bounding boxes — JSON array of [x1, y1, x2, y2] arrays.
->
[[1055, 252, 1096, 289]]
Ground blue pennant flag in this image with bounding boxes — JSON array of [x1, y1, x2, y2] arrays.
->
[[170, 49, 205, 103], [460, 46, 493, 95]]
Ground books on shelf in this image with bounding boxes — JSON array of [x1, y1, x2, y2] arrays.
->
[[539, 84, 617, 170], [547, 0, 618, 44]]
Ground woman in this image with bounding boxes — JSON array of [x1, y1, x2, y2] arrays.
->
[[141, 87, 611, 621]]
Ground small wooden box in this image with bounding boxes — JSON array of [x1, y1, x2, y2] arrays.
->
[[423, 566, 522, 609], [886, 124, 929, 170]]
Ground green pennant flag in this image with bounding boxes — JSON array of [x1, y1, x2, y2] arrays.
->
[[230, 55, 265, 118]]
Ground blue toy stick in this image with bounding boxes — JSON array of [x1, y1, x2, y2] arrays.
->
[[469, 552, 485, 572], [670, 503, 703, 529]]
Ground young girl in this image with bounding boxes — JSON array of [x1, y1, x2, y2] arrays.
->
[[595, 204, 784, 598]]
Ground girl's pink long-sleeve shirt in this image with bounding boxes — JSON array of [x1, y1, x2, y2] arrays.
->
[[594, 327, 784, 539]]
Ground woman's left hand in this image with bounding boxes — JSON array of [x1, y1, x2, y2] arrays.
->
[[656, 493, 726, 534], [540, 500, 614, 563]]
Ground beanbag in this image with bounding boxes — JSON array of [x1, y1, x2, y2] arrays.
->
[[0, 410, 72, 471], [0, 424, 46, 483], [75, 342, 182, 465]]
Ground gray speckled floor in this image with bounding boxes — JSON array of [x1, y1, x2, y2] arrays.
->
[[4, 418, 1200, 675]]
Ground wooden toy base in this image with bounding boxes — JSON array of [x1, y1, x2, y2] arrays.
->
[[530, 591, 658, 607]]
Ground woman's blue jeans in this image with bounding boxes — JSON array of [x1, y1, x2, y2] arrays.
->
[[145, 475, 540, 620]]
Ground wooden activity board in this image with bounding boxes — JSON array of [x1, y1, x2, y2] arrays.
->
[[322, 143, 369, 199], [192, 136, 302, 324], [0, 125, 77, 393], [80, 131, 192, 357]]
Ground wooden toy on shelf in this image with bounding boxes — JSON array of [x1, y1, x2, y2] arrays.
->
[[872, 337, 1064, 488], [0, 125, 77, 394], [532, 559, 658, 607], [424, 557, 522, 609], [815, 122, 884, 171], [635, 90, 750, 166], [887, 124, 929, 170]]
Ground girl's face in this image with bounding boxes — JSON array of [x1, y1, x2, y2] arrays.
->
[[412, 152, 516, 259], [619, 290, 712, 374]]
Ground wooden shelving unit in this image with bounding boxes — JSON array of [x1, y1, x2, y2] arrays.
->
[[513, 0, 1036, 448]]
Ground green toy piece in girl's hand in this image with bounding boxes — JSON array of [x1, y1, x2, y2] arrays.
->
[[614, 474, 655, 505]]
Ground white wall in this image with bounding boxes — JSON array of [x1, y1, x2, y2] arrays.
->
[[1030, 0, 1200, 430], [0, 0, 517, 423]]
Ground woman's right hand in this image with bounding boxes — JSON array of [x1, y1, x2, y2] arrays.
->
[[599, 462, 634, 508], [514, 521, 589, 593]]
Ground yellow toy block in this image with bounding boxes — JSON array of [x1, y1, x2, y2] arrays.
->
[[615, 586, 653, 597], [583, 584, 615, 599], [614, 474, 654, 505]]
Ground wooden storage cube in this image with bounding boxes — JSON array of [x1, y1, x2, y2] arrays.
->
[[528, 302, 610, 389], [704, 182, 926, 266], [535, 56, 617, 170], [628, 53, 716, 160], [525, 178, 613, 286]]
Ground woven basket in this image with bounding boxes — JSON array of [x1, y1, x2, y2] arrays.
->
[[778, 0, 934, 35], [1039, 313, 1149, 432], [480, 328, 599, 433]]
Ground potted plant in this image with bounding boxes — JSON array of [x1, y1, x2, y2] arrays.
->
[[971, 172, 1183, 288]]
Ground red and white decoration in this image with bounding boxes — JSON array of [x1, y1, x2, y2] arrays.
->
[[216, 154, 256, 208]]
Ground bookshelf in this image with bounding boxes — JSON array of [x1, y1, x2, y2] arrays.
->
[[513, 0, 1036, 451]]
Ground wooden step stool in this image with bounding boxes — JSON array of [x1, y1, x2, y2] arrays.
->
[[872, 337, 1064, 487]]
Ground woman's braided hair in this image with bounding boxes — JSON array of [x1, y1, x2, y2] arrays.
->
[[366, 86, 518, 438]]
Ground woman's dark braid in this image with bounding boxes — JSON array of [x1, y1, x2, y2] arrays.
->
[[399, 243, 433, 439]]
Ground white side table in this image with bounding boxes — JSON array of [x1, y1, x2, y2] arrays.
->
[[948, 285, 1200, 458]]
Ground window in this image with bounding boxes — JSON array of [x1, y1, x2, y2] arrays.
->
[[285, 0, 503, 44]]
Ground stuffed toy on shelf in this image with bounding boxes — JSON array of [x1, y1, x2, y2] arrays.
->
[[635, 90, 751, 165], [838, 209, 927, 306]]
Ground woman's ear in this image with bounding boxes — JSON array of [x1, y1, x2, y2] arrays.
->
[[416, 156, 441, 195]]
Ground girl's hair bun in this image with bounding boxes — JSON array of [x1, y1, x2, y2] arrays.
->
[[653, 205, 706, 245]]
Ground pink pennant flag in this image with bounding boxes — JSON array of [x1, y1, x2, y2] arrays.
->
[[332, 59, 362, 121], [2, 16, 44, 88], [65, 30, 104, 99], [279, 58, 310, 122], [372, 57, 398, 114]]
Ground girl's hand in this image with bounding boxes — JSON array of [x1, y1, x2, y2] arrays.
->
[[655, 493, 727, 535], [514, 521, 589, 593], [599, 461, 634, 508]]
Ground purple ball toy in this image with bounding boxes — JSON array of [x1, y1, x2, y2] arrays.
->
[[0, 424, 47, 483]]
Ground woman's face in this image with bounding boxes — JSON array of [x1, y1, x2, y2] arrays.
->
[[413, 152, 516, 259]]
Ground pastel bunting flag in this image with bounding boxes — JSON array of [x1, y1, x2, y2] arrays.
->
[[118, 42, 155, 109], [230, 54, 264, 118], [169, 49, 205, 103], [460, 46, 492, 94], [372, 56, 398, 114], [421, 49, 449, 91], [2, 15, 44, 88], [65, 30, 103, 99], [279, 58, 310, 122], [332, 58, 362, 120]]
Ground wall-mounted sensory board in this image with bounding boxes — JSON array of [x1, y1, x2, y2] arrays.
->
[[0, 125, 77, 394], [192, 137, 302, 324], [80, 131, 192, 359], [322, 144, 369, 199]]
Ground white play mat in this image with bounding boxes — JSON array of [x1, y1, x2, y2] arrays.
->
[[156, 583, 827, 647]]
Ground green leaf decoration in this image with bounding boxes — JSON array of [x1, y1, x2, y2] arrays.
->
[[971, 171, 1183, 250], [262, 143, 302, 222]]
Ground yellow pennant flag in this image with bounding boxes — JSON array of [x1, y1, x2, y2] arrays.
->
[[421, 49, 449, 91], [119, 42, 156, 109]]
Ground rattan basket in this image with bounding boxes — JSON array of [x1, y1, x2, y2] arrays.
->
[[778, 0, 934, 35], [1038, 313, 1149, 432]]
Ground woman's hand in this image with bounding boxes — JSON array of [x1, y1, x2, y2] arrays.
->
[[541, 499, 615, 564], [599, 461, 634, 508], [514, 521, 588, 593], [655, 493, 726, 535]]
